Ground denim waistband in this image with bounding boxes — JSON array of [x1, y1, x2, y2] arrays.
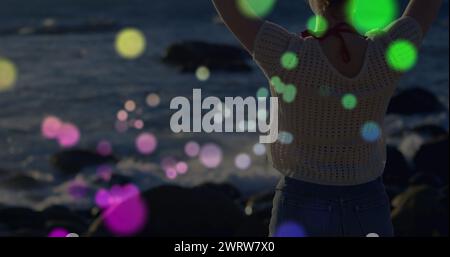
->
[[276, 176, 386, 200]]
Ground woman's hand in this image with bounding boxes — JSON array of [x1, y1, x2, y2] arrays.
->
[[212, 0, 265, 54]]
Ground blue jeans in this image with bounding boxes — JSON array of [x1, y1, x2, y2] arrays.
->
[[269, 176, 394, 237]]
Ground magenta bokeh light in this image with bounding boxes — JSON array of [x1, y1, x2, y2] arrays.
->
[[97, 140, 112, 156], [68, 179, 88, 199], [95, 184, 148, 236], [48, 227, 69, 237], [103, 193, 148, 236], [97, 165, 113, 181]]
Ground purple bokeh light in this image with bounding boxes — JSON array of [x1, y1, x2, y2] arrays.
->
[[274, 221, 306, 237]]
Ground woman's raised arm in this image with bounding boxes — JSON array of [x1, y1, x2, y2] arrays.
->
[[403, 0, 443, 35], [212, 0, 264, 53]]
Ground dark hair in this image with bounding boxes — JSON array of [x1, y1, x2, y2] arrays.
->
[[316, 0, 348, 13]]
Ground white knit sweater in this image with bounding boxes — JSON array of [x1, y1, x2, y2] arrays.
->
[[253, 16, 423, 185]]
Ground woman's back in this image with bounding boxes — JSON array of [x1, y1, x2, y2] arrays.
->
[[212, 0, 442, 185], [252, 17, 423, 185], [320, 32, 368, 78]]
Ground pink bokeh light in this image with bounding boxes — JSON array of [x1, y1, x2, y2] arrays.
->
[[184, 141, 200, 157], [57, 122, 80, 148], [199, 143, 223, 169], [117, 110, 128, 122], [41, 116, 62, 139], [175, 161, 188, 174], [135, 133, 157, 155], [134, 119, 144, 130], [165, 167, 178, 180]]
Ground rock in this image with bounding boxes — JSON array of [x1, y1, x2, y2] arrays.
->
[[391, 185, 443, 236], [413, 135, 449, 183], [162, 41, 252, 72], [437, 186, 449, 236], [0, 207, 46, 231], [409, 172, 442, 187], [51, 149, 118, 174], [411, 124, 448, 138], [88, 185, 264, 237], [387, 88, 444, 115], [196, 182, 241, 200], [398, 125, 448, 160], [43, 205, 88, 225], [383, 146, 413, 187], [242, 191, 275, 234], [43, 205, 90, 235]]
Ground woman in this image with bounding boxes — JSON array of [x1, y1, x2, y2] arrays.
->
[[212, 0, 442, 237]]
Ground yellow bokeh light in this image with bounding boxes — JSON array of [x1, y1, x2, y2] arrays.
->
[[0, 58, 17, 92], [115, 28, 147, 59], [196, 66, 210, 81]]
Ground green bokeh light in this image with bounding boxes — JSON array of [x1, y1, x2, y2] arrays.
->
[[346, 0, 398, 35], [386, 40, 418, 72], [271, 76, 285, 93], [281, 52, 299, 70], [341, 94, 358, 110], [307, 15, 329, 37], [283, 84, 297, 103], [257, 87, 269, 98], [237, 0, 277, 19]]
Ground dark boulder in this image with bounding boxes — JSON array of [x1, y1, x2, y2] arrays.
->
[[387, 88, 444, 115], [242, 191, 275, 234], [391, 185, 443, 236], [411, 124, 448, 138], [383, 146, 413, 187], [196, 182, 241, 200], [43, 206, 89, 235], [0, 207, 46, 231], [413, 135, 449, 183], [51, 149, 118, 174], [88, 184, 265, 237], [162, 41, 252, 72], [409, 172, 442, 187]]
